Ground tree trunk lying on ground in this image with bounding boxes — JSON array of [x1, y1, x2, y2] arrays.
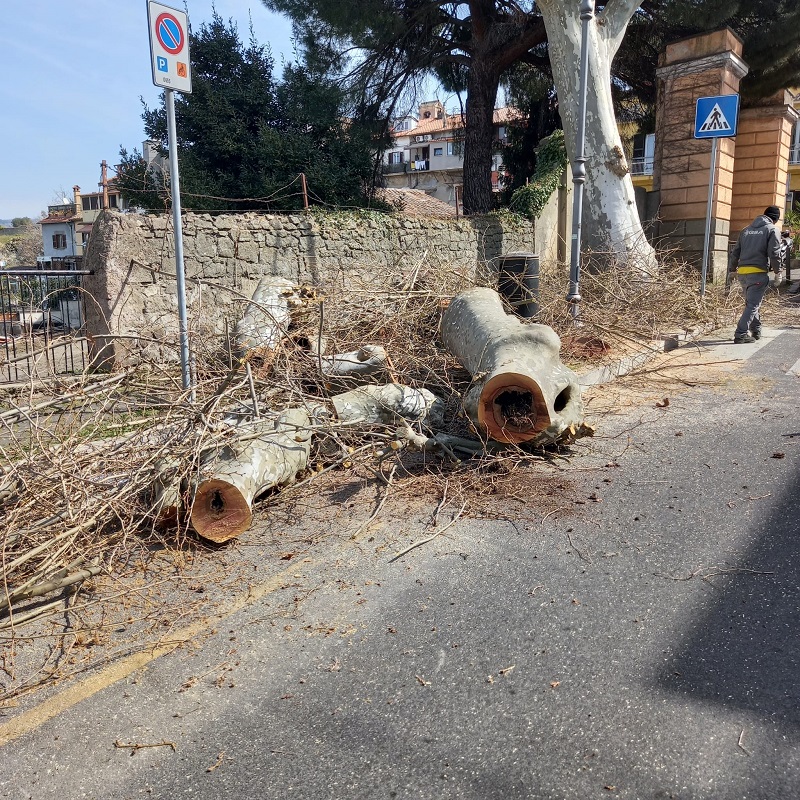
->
[[319, 345, 388, 377], [153, 382, 439, 535], [233, 277, 308, 364], [441, 287, 585, 444], [332, 383, 443, 426], [190, 409, 311, 543]]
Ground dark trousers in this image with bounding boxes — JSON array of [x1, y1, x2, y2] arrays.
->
[[734, 272, 769, 339]]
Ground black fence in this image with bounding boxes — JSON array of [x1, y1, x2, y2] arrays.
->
[[0, 269, 90, 384]]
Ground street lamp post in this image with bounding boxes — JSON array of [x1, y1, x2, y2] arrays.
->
[[567, 0, 595, 321]]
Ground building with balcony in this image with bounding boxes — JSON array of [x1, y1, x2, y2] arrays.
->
[[630, 132, 656, 191], [382, 100, 516, 208]]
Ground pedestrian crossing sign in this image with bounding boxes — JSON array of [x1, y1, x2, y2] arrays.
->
[[694, 94, 739, 139]]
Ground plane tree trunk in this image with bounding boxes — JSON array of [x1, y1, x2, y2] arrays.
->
[[538, 0, 656, 270], [190, 409, 311, 543]]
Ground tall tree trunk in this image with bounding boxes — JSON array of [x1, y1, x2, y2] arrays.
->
[[538, 0, 656, 270], [462, 58, 501, 215]]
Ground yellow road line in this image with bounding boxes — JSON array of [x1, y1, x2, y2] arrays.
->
[[0, 561, 309, 748]]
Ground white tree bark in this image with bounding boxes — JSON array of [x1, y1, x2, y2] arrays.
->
[[441, 288, 585, 444], [190, 409, 311, 543], [332, 383, 443, 427], [320, 345, 388, 377], [537, 0, 656, 270], [233, 277, 305, 363]]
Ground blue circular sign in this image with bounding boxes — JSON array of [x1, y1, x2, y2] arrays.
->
[[156, 13, 184, 55]]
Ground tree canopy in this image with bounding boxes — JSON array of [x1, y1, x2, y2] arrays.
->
[[117, 13, 388, 213], [1, 224, 41, 267], [263, 0, 800, 214]]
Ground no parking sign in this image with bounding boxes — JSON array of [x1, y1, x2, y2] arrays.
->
[[147, 1, 192, 93]]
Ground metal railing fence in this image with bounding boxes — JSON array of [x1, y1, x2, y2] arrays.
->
[[0, 269, 90, 384]]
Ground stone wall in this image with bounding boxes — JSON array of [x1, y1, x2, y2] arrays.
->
[[730, 91, 798, 236], [82, 209, 536, 368]]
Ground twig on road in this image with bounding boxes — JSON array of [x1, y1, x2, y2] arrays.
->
[[654, 566, 774, 582], [390, 501, 467, 562], [113, 739, 176, 754], [737, 729, 751, 756]]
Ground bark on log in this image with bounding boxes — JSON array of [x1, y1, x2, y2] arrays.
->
[[233, 277, 304, 363], [441, 287, 584, 444], [151, 458, 184, 526], [332, 383, 443, 426], [319, 345, 388, 377], [190, 409, 311, 543]]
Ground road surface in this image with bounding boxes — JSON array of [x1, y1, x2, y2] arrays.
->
[[1, 327, 798, 800]]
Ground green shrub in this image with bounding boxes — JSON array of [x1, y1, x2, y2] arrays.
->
[[509, 130, 567, 220]]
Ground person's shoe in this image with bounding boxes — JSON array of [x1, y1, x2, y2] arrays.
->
[[734, 334, 756, 344], [750, 329, 762, 340]]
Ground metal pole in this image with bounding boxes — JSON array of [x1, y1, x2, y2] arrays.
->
[[300, 172, 309, 212], [165, 88, 193, 394], [700, 136, 718, 298], [567, 0, 594, 321]]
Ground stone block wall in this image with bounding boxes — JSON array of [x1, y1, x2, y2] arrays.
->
[[82, 209, 536, 368], [730, 91, 798, 235]]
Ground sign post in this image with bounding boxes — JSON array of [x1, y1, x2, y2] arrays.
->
[[147, 1, 193, 394], [694, 94, 739, 297]]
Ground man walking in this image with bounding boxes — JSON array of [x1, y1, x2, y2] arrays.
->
[[728, 205, 783, 344]]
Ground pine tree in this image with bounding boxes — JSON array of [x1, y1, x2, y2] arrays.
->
[[263, 0, 799, 242], [117, 12, 385, 212]]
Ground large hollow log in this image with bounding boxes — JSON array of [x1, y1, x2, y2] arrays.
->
[[441, 287, 584, 444], [190, 409, 311, 543], [332, 383, 443, 426]]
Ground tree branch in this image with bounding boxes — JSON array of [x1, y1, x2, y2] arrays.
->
[[599, 0, 644, 54]]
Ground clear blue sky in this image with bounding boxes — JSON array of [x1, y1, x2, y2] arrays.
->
[[0, 0, 295, 221]]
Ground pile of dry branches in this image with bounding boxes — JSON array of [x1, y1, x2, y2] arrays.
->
[[0, 253, 739, 649]]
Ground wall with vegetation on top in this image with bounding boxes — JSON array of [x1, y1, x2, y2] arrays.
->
[[82, 209, 536, 368]]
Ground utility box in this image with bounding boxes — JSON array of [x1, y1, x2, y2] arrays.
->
[[497, 252, 540, 320]]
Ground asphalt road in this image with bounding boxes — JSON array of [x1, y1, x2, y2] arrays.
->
[[1, 328, 799, 800]]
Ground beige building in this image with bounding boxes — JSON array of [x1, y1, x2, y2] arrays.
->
[[38, 163, 131, 267], [383, 101, 517, 209], [624, 28, 800, 281]]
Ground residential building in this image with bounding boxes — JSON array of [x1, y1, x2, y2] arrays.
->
[[382, 100, 516, 208], [630, 132, 656, 192], [787, 90, 800, 213], [38, 199, 81, 268], [38, 162, 131, 268]]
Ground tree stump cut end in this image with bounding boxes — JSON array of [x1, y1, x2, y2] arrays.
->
[[191, 479, 253, 543], [477, 373, 551, 443]]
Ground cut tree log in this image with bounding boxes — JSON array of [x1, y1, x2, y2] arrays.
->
[[332, 383, 443, 426], [233, 277, 306, 363], [441, 287, 584, 444], [150, 458, 184, 526], [190, 409, 311, 543], [319, 345, 388, 377]]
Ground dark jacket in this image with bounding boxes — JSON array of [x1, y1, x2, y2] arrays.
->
[[728, 215, 782, 272]]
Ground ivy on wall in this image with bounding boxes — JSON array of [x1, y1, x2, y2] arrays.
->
[[509, 130, 567, 220]]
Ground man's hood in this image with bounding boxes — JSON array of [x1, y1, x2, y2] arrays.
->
[[751, 215, 775, 229]]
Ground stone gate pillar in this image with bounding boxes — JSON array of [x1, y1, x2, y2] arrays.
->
[[730, 91, 798, 237], [654, 29, 748, 283]]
